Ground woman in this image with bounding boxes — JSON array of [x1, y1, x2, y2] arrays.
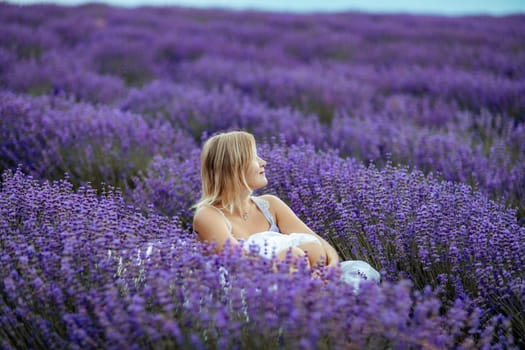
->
[[192, 131, 380, 285]]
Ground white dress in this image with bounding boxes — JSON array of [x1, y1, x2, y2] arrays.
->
[[241, 231, 321, 259], [240, 230, 380, 290]]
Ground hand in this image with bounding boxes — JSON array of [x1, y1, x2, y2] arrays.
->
[[323, 243, 340, 267], [326, 252, 340, 267]]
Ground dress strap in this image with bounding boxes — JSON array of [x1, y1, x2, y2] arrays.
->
[[207, 205, 233, 233], [251, 196, 279, 232]]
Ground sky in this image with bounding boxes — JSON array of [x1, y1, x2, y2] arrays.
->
[[6, 0, 525, 16]]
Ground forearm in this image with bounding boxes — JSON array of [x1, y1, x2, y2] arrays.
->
[[268, 195, 340, 264]]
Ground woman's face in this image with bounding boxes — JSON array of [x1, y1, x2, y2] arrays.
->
[[245, 146, 267, 190]]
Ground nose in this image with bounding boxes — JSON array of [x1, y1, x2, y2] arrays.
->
[[258, 157, 267, 167]]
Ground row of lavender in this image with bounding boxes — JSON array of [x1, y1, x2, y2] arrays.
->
[[1, 4, 525, 219], [1, 151, 523, 348], [2, 81, 525, 221], [2, 4, 524, 81]]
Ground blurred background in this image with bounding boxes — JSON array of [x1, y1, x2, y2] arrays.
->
[[6, 0, 525, 15]]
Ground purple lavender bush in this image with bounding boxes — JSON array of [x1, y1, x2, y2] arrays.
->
[[4, 51, 128, 104], [121, 80, 327, 144], [0, 169, 515, 348], [0, 91, 196, 189], [129, 153, 202, 229], [329, 109, 525, 215]]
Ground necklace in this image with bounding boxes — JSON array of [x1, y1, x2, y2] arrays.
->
[[241, 200, 252, 221]]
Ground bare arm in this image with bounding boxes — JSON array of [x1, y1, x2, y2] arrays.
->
[[193, 206, 241, 253], [263, 195, 340, 267]]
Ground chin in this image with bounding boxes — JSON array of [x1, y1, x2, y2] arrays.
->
[[252, 180, 267, 190]]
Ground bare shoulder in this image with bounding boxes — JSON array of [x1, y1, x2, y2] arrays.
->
[[193, 206, 238, 251], [193, 206, 230, 240], [193, 205, 225, 227], [193, 205, 220, 216]]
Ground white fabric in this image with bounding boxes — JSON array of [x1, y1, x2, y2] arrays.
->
[[241, 231, 321, 259], [241, 231, 381, 293], [339, 260, 381, 292]]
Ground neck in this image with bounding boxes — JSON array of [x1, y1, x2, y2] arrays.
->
[[229, 194, 252, 221], [238, 195, 252, 214], [217, 192, 253, 217]]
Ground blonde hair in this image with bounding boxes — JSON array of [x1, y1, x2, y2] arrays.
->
[[194, 131, 256, 213]]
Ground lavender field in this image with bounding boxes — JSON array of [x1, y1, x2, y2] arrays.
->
[[1, 3, 525, 349]]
